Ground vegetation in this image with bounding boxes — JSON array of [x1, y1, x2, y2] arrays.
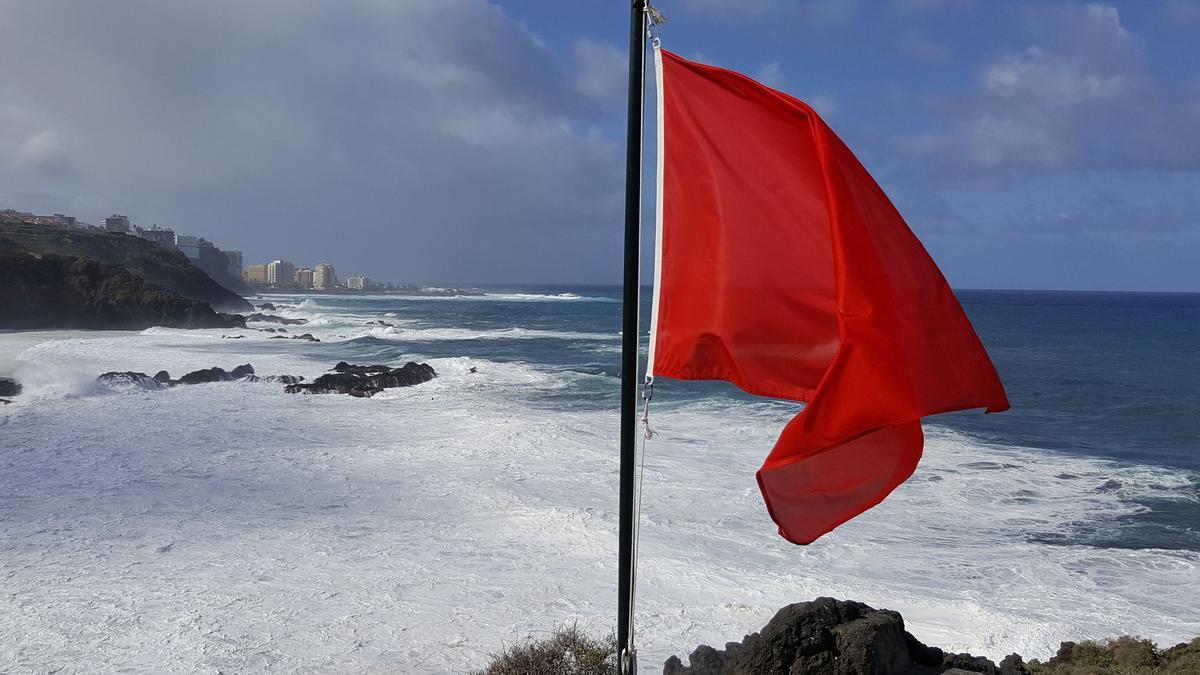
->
[[0, 221, 250, 311], [1027, 636, 1200, 674], [0, 252, 244, 329], [474, 624, 616, 675]]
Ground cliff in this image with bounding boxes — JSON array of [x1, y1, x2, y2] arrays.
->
[[0, 252, 246, 330], [0, 221, 251, 312]]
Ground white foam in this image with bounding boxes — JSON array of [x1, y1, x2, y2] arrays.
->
[[0, 332, 1196, 674]]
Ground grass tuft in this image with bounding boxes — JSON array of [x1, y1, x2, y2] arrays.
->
[[474, 623, 616, 675]]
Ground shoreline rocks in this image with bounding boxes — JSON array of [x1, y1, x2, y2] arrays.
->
[[95, 361, 435, 397], [97, 364, 304, 390], [245, 313, 308, 325], [663, 597, 1023, 675], [0, 377, 21, 398], [285, 361, 436, 397]]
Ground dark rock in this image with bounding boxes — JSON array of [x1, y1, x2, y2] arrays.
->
[[258, 302, 276, 310], [292, 333, 320, 342], [943, 653, 998, 673], [367, 319, 395, 327], [285, 361, 436, 397], [0, 398, 11, 405], [221, 334, 245, 339], [175, 363, 253, 385], [0, 377, 21, 397], [98, 371, 167, 390], [998, 654, 1027, 675], [261, 327, 279, 333], [0, 221, 250, 312], [245, 313, 308, 325], [664, 597, 954, 675], [153, 370, 171, 384], [269, 335, 288, 339], [0, 252, 248, 330], [263, 375, 304, 384]]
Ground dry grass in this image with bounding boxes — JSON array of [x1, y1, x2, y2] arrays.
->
[[1028, 636, 1200, 674], [474, 624, 616, 675]]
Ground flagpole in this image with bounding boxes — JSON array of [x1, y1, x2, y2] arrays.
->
[[618, 1, 646, 673]]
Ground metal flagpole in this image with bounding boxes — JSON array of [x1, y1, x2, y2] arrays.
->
[[618, 1, 646, 673]]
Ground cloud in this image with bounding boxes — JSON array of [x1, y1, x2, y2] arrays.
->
[[12, 130, 72, 173], [0, 0, 624, 284], [755, 62, 789, 89], [896, 3, 1200, 174], [573, 39, 627, 102]]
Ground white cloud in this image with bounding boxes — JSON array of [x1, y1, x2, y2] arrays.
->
[[897, 3, 1200, 173], [573, 39, 626, 102], [12, 130, 71, 173]]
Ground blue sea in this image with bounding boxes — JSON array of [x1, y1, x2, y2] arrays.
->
[[1, 287, 1197, 672]]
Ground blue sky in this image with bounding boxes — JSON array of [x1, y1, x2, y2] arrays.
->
[[2, 1, 1198, 290]]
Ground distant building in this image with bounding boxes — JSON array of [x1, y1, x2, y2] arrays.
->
[[295, 267, 314, 289], [53, 214, 77, 228], [138, 225, 176, 247], [174, 234, 202, 261], [243, 264, 268, 284], [104, 215, 130, 233], [347, 274, 369, 290], [313, 263, 337, 290], [267, 260, 296, 286], [224, 250, 243, 279]]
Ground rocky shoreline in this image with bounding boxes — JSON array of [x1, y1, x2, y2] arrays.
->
[[662, 598, 1199, 675], [91, 360, 436, 397]]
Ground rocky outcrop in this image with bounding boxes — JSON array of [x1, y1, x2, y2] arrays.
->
[[246, 313, 308, 325], [285, 361, 436, 397], [663, 598, 1027, 675], [97, 364, 304, 390], [0, 221, 250, 312], [0, 378, 21, 398], [0, 252, 246, 330]]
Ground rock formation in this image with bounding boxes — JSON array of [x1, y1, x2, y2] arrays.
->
[[285, 361, 436, 397]]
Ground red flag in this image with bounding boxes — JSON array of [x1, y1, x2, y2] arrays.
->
[[647, 48, 1009, 544]]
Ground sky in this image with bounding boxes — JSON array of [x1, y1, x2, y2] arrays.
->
[[1, 1, 1198, 291]]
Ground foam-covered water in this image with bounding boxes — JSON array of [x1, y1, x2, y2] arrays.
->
[[1, 288, 1197, 673]]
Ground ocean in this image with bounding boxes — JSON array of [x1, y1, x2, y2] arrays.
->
[[1, 288, 1197, 673]]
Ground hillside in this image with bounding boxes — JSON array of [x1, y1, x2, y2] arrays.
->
[[0, 221, 251, 312], [0, 252, 245, 330]]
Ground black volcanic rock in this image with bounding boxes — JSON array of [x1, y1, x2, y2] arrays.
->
[[258, 302, 276, 310], [175, 363, 254, 385], [246, 313, 308, 325], [98, 364, 301, 390], [663, 597, 959, 675], [0, 221, 250, 311], [0, 378, 21, 397], [285, 361, 436, 397], [0, 252, 247, 330]]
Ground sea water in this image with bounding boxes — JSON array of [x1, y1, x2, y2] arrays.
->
[[0, 288, 1196, 673]]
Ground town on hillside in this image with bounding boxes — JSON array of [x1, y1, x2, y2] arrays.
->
[[0, 208, 463, 295]]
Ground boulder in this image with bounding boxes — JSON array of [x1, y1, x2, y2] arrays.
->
[[292, 333, 320, 342], [0, 377, 21, 397], [663, 597, 961, 675], [285, 361, 436, 397], [258, 302, 276, 310], [175, 363, 254, 385]]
